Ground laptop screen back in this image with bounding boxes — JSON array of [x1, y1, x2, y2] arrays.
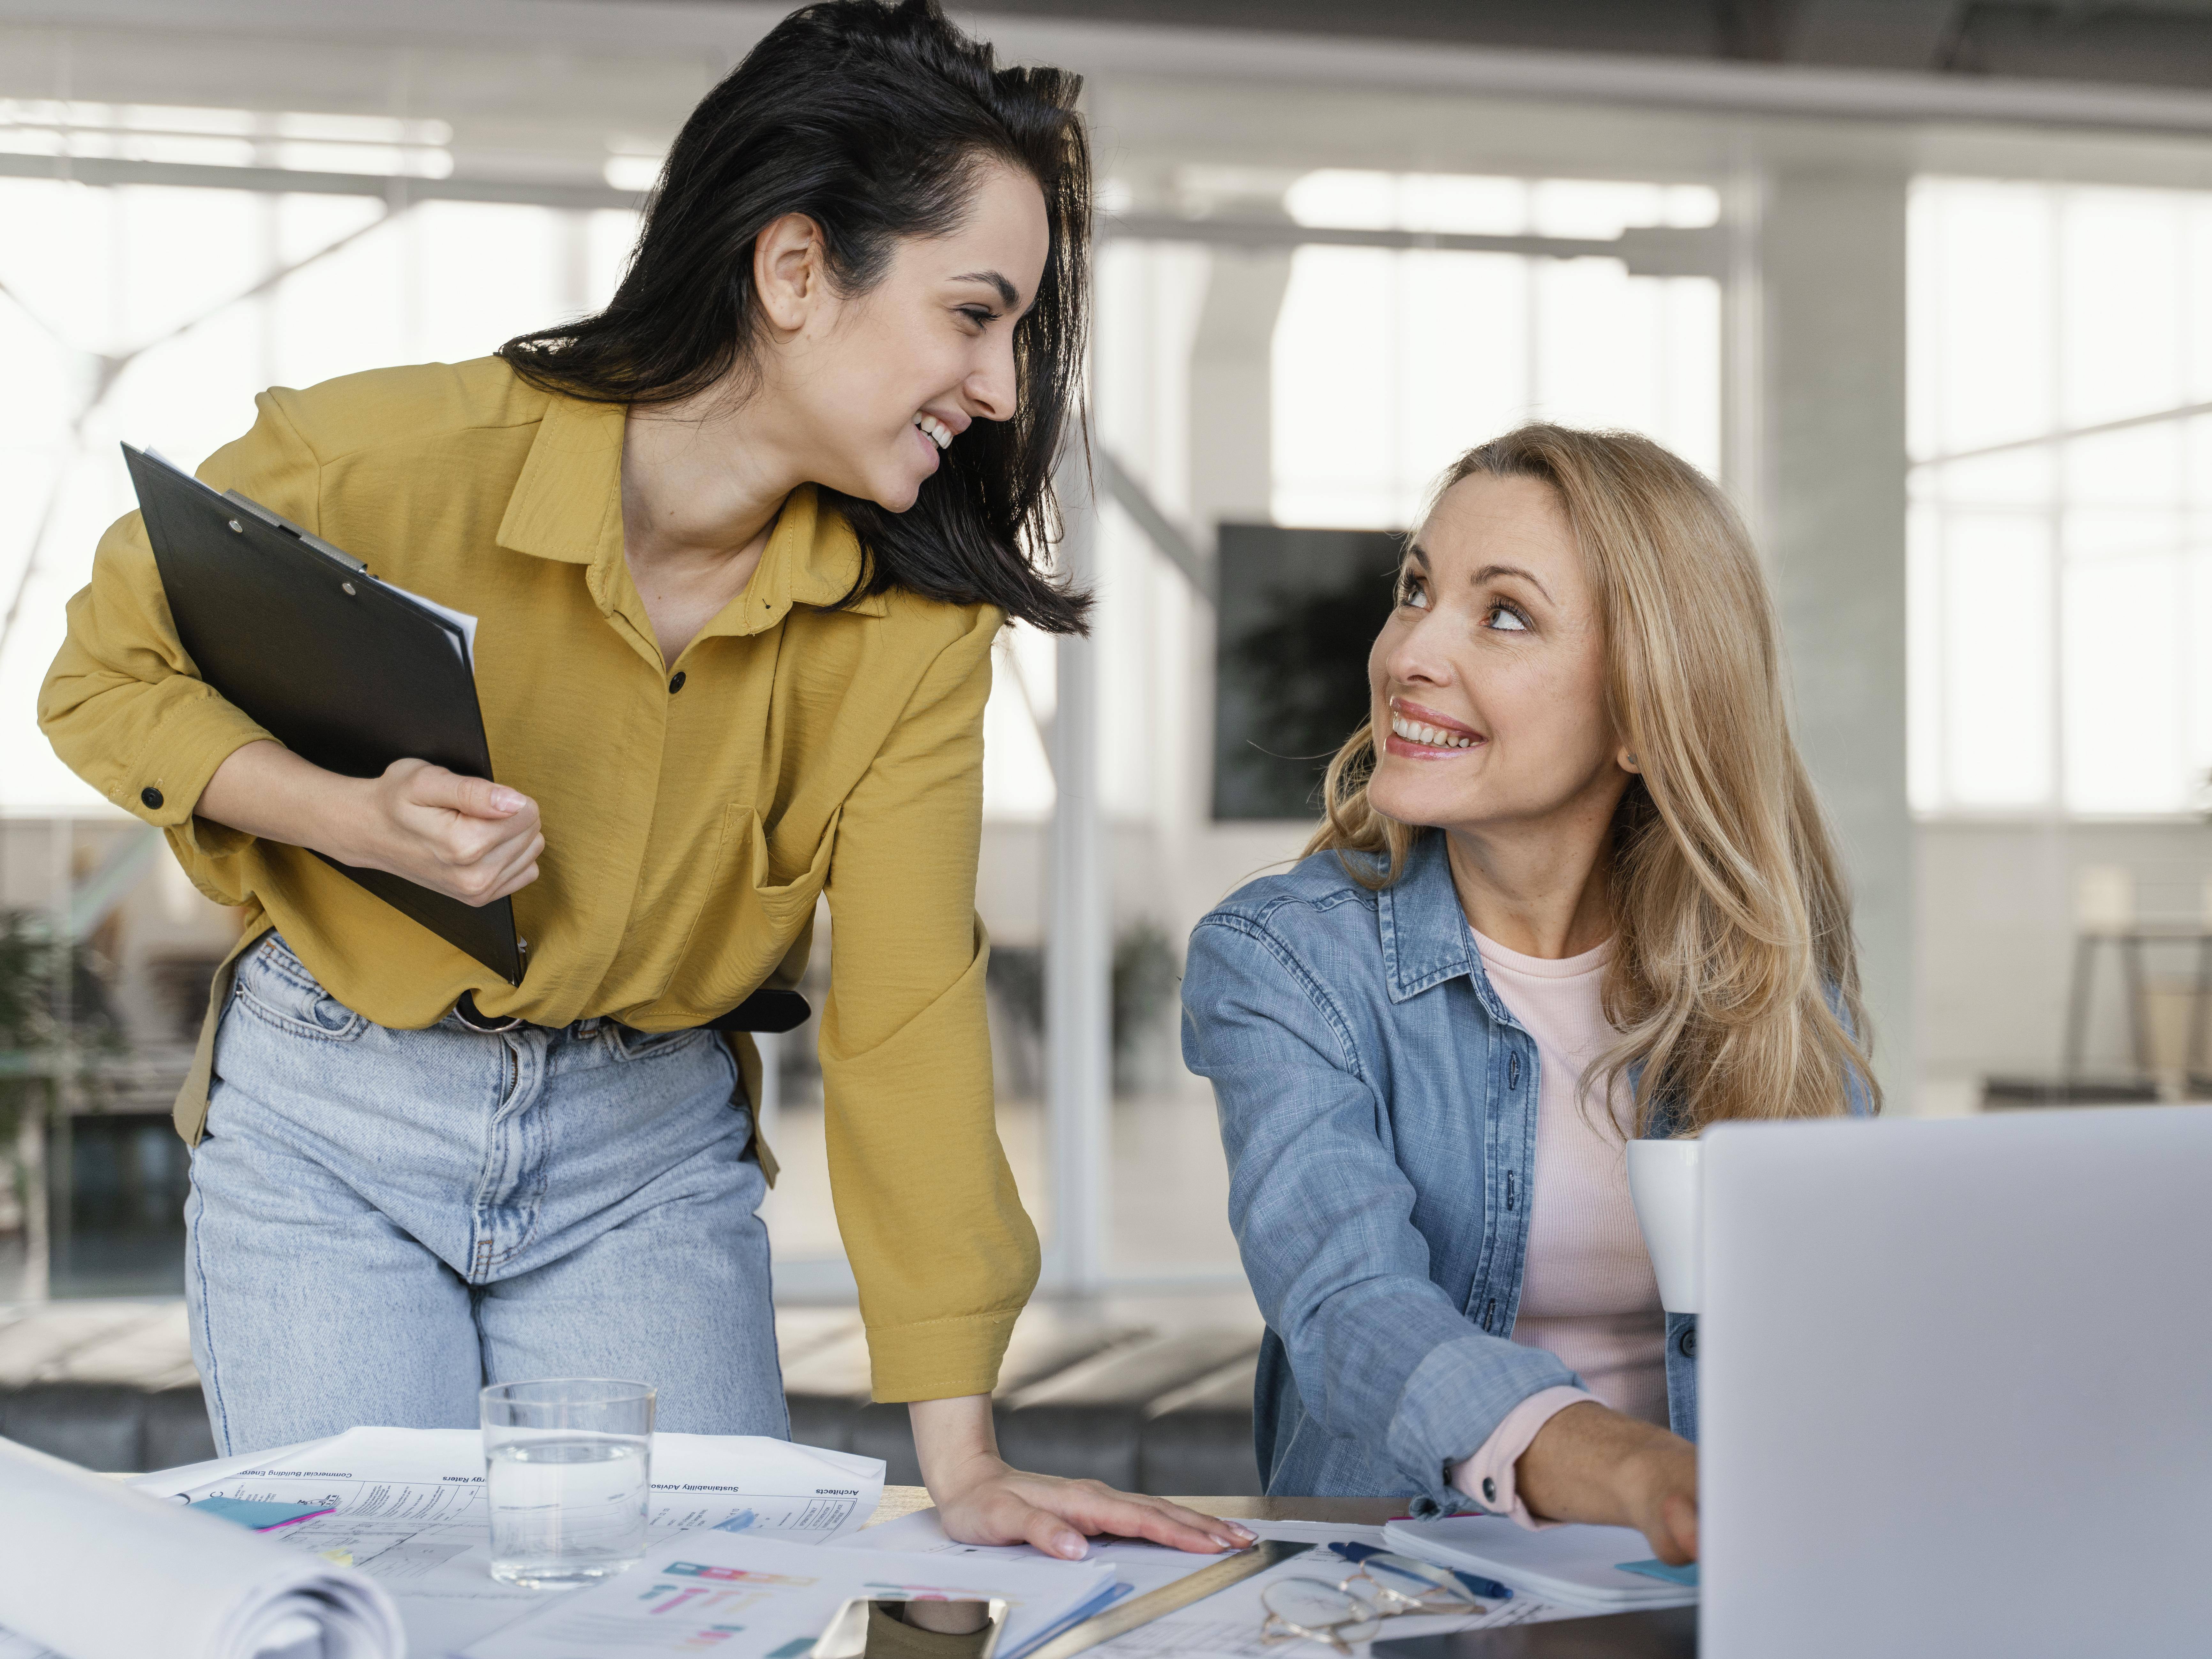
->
[[1699, 1105, 2212, 1659]]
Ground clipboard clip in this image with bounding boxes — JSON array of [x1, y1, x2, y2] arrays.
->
[[221, 490, 369, 573]]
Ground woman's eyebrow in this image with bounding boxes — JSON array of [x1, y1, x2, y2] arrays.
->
[[1474, 561, 1554, 603], [951, 269, 1020, 307]]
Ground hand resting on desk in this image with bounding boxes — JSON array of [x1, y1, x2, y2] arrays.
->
[[911, 1394, 1254, 1561], [200, 740, 544, 906], [1515, 1400, 1698, 1565]]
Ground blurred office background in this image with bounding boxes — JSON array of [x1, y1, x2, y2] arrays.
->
[[4, 0, 2212, 1343]]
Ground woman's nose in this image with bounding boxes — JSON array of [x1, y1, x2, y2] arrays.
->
[[1380, 612, 1453, 687], [967, 336, 1018, 423]]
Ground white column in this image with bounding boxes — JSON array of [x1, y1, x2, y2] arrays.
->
[[1044, 448, 1109, 1292], [1758, 168, 1916, 1109]]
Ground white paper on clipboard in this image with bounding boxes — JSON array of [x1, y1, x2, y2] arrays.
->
[[376, 577, 479, 671]]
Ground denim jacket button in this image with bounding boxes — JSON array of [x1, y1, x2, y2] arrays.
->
[[1681, 1328, 1697, 1357]]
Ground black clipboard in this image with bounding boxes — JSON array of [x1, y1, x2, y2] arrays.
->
[[123, 443, 526, 986]]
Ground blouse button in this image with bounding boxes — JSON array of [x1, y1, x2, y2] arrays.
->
[[139, 786, 164, 810], [668, 671, 687, 694], [1481, 1476, 1498, 1505]]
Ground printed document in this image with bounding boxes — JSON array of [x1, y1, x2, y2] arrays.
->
[[463, 1531, 1115, 1659], [842, 1508, 1236, 1599], [145, 1426, 885, 1655], [838, 1509, 1580, 1656]]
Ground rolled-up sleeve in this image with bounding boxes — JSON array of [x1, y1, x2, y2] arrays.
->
[[819, 606, 1038, 1402], [1182, 914, 1575, 1503], [37, 395, 326, 896]]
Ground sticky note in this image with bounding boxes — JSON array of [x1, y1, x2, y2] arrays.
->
[[1616, 1559, 1699, 1587], [188, 1496, 335, 1532]]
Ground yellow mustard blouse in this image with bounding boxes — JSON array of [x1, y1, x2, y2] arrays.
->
[[38, 356, 1038, 1402]]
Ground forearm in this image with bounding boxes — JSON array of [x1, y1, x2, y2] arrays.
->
[[1513, 1400, 1699, 1563], [196, 740, 370, 860], [195, 746, 542, 905]]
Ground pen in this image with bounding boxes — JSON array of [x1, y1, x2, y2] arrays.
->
[[1326, 1540, 1513, 1602]]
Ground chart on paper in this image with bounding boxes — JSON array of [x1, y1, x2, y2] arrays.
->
[[143, 1426, 885, 1655], [163, 1427, 881, 1564], [464, 1532, 1116, 1659]]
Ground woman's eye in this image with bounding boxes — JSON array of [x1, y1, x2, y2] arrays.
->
[[1398, 576, 1428, 610], [959, 307, 996, 330], [1485, 602, 1530, 632]]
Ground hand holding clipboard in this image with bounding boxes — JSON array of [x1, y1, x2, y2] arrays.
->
[[124, 443, 533, 984]]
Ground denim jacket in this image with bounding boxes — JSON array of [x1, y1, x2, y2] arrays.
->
[[1181, 832, 1704, 1508]]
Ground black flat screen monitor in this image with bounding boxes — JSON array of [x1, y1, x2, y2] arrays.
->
[[1212, 522, 1403, 822]]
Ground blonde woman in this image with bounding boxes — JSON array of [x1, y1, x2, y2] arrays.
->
[[1180, 425, 1874, 1560]]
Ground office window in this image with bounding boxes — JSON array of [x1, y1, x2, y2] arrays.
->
[[0, 145, 639, 805], [1909, 176, 2212, 817], [1270, 169, 1723, 529]]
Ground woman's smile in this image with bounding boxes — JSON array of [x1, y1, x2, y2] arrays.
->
[[1384, 696, 1486, 758]]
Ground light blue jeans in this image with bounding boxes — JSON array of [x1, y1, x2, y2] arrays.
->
[[185, 931, 788, 1456]]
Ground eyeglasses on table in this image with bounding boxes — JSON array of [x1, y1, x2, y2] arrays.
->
[[1258, 1549, 1502, 1654]]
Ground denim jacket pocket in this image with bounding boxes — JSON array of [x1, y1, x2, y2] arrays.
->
[[232, 935, 370, 1044]]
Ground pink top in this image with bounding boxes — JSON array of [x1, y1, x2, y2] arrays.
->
[[1447, 929, 1668, 1525]]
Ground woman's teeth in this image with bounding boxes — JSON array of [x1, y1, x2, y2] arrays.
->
[[914, 413, 953, 451], [1391, 713, 1477, 749]]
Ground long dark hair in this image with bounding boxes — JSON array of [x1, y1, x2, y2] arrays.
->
[[498, 0, 1091, 633]]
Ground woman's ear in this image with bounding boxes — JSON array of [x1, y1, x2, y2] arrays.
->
[[1617, 745, 1642, 775], [754, 212, 826, 334]]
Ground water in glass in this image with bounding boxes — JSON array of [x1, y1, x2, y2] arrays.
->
[[482, 1377, 656, 1590], [487, 1434, 649, 1587]]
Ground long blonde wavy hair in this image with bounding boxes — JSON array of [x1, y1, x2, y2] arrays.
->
[[1306, 423, 1877, 1132]]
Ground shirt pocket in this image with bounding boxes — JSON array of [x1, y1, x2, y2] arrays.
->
[[735, 802, 840, 928], [664, 803, 840, 1020]]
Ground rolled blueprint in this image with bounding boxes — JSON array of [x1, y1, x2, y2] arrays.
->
[[0, 1436, 401, 1659]]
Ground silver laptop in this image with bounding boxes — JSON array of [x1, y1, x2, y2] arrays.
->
[[1699, 1104, 2212, 1658]]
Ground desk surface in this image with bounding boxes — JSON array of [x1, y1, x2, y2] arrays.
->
[[862, 1488, 1397, 1529]]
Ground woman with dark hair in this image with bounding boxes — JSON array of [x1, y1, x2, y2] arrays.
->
[[40, 0, 1244, 1555]]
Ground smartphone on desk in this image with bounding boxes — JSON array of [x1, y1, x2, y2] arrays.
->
[[813, 1598, 1012, 1659], [1374, 1606, 1695, 1659]]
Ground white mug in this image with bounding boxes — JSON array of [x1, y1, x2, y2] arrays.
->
[[1626, 1136, 1703, 1315]]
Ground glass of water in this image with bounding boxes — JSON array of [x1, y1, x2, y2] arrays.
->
[[481, 1377, 656, 1589]]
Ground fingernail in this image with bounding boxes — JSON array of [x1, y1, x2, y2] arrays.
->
[[1229, 1524, 1256, 1541], [491, 788, 524, 812], [1058, 1534, 1085, 1558]]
